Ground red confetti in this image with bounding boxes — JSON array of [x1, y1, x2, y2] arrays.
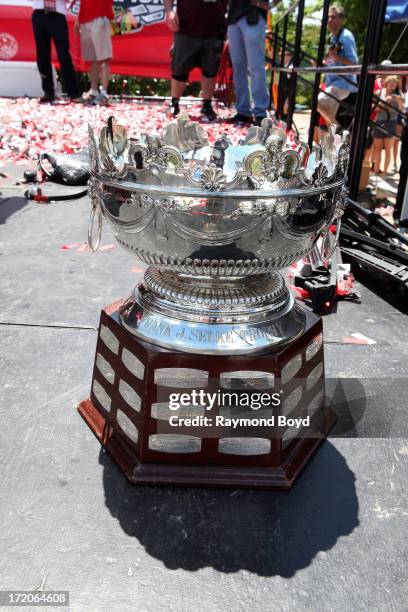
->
[[60, 243, 80, 250], [0, 97, 275, 167]]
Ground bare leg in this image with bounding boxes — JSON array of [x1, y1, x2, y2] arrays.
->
[[383, 139, 393, 173], [317, 95, 339, 127], [89, 61, 100, 92], [100, 61, 110, 92], [373, 138, 383, 174], [171, 79, 186, 98], [393, 125, 401, 170], [201, 76, 215, 100]]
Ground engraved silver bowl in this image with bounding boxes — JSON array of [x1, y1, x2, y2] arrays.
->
[[88, 117, 349, 354]]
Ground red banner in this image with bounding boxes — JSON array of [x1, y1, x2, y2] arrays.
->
[[0, 1, 173, 78]]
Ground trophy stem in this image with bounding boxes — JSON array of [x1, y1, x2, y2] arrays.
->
[[118, 267, 306, 355]]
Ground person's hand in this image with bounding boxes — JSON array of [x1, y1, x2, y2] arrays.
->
[[73, 17, 81, 35], [326, 47, 338, 62], [166, 10, 179, 32]]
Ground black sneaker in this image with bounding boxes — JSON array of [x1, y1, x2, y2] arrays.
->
[[39, 94, 55, 104], [171, 103, 180, 117], [201, 104, 217, 122], [226, 113, 253, 124]]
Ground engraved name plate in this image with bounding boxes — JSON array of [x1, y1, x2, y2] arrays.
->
[[282, 426, 299, 449], [100, 324, 119, 355], [148, 434, 201, 453], [92, 380, 111, 412], [305, 333, 323, 361], [306, 363, 324, 392], [308, 390, 325, 416], [281, 353, 302, 384], [154, 368, 208, 388], [116, 409, 138, 443], [119, 379, 141, 412], [96, 353, 115, 384], [122, 348, 145, 379], [218, 437, 271, 456], [151, 403, 205, 420], [220, 370, 275, 390], [282, 386, 302, 416]]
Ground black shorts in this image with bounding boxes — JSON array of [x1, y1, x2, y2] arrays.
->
[[171, 33, 224, 78], [373, 120, 398, 139]]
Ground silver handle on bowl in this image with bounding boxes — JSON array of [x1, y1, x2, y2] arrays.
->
[[88, 202, 103, 252]]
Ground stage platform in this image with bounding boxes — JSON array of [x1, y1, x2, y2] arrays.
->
[[0, 165, 407, 611]]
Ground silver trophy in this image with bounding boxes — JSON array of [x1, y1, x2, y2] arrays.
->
[[87, 116, 349, 355]]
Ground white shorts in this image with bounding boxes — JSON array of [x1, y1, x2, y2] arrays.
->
[[80, 17, 112, 62], [317, 85, 351, 121]]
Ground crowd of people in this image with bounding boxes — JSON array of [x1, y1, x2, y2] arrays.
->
[[314, 5, 406, 179], [30, 1, 406, 182], [30, 0, 270, 124]]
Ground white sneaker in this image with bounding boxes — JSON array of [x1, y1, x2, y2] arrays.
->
[[91, 92, 110, 106]]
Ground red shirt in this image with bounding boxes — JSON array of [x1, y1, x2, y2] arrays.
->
[[78, 0, 114, 24]]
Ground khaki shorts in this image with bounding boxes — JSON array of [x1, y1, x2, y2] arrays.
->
[[80, 17, 112, 62], [317, 85, 351, 123]]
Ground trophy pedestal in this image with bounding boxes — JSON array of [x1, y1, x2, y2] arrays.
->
[[78, 301, 335, 490]]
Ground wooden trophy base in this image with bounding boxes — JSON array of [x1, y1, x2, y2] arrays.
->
[[78, 302, 335, 490]]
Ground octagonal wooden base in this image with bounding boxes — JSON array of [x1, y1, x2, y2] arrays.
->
[[77, 301, 335, 490]]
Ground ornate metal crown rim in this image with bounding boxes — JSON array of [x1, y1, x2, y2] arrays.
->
[[88, 118, 351, 195]]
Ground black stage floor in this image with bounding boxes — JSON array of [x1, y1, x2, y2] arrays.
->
[[1, 169, 407, 611]]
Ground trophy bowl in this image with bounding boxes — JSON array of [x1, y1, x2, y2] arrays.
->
[[87, 116, 349, 354]]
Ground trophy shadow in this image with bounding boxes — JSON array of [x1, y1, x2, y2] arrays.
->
[[0, 197, 28, 225], [100, 441, 359, 577]]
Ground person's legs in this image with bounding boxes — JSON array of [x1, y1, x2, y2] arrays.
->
[[170, 33, 196, 115], [383, 138, 393, 173], [91, 18, 112, 98], [32, 11, 54, 98], [89, 61, 100, 93], [52, 13, 79, 97], [241, 16, 269, 119], [228, 19, 251, 117], [201, 75, 215, 100], [373, 137, 384, 174], [100, 61, 110, 93], [200, 75, 217, 120], [198, 38, 223, 120], [317, 91, 340, 126], [171, 78, 186, 98], [317, 86, 350, 127], [393, 124, 402, 171]]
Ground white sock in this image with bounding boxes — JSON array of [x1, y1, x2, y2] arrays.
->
[[90, 88, 99, 96], [100, 89, 108, 97]]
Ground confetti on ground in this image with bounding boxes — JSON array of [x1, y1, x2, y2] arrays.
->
[[76, 243, 89, 253], [61, 242, 116, 253], [0, 97, 254, 167], [60, 243, 81, 250], [342, 333, 376, 345]]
